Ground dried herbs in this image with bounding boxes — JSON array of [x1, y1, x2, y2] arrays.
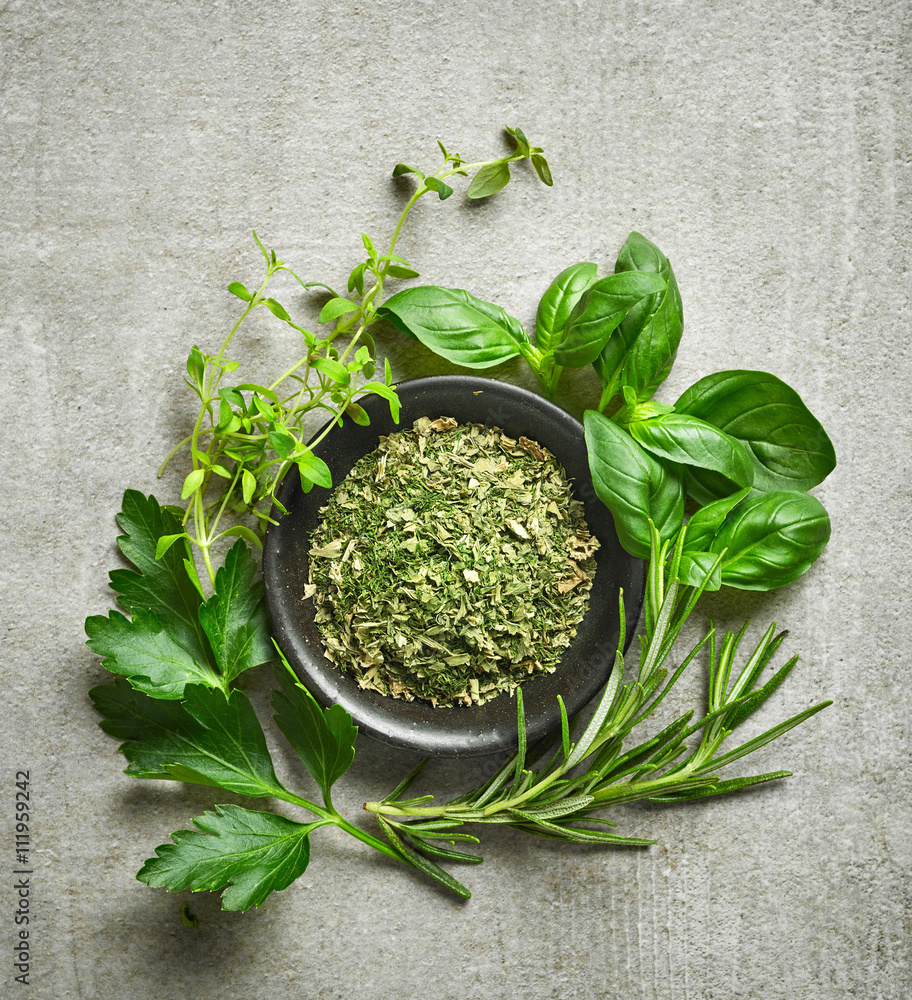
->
[[307, 417, 599, 707]]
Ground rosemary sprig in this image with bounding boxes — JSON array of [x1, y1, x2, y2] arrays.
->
[[365, 524, 831, 857]]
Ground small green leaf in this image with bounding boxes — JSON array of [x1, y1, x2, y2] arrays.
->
[[348, 262, 367, 295], [155, 533, 189, 561], [209, 464, 232, 480], [531, 154, 553, 186], [267, 428, 297, 460], [467, 160, 511, 199], [318, 297, 360, 324], [392, 163, 425, 179], [345, 402, 370, 426], [251, 395, 277, 422], [424, 176, 454, 200], [311, 356, 351, 385], [186, 345, 206, 386], [296, 451, 332, 488], [505, 124, 531, 154], [241, 469, 257, 505], [360, 382, 401, 423], [216, 398, 236, 431], [219, 386, 246, 410], [235, 383, 280, 405], [181, 469, 205, 500], [228, 281, 253, 302], [219, 525, 263, 550], [264, 298, 290, 322], [251, 230, 270, 263], [386, 265, 421, 279]]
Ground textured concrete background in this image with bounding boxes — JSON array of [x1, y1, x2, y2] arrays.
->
[[2, 1, 910, 997]]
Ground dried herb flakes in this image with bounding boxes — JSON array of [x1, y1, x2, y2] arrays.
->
[[308, 417, 598, 707]]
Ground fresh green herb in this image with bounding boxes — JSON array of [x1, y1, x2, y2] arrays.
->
[[308, 417, 598, 706], [87, 127, 832, 913]]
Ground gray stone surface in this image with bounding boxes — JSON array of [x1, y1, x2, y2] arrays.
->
[[2, 1, 910, 997]]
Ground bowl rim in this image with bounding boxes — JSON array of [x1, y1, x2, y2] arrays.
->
[[263, 374, 645, 757]]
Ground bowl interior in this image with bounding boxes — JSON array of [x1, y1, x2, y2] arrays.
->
[[263, 375, 645, 757]]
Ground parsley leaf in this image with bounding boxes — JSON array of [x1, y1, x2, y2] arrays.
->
[[90, 679, 288, 799], [137, 803, 320, 910], [198, 540, 273, 683], [86, 495, 273, 699], [271, 658, 357, 802], [85, 610, 221, 699], [107, 490, 209, 660]]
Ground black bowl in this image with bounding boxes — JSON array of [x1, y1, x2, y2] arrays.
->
[[263, 375, 645, 757]]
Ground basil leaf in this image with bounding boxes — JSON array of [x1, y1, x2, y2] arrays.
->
[[379, 286, 531, 369], [138, 803, 317, 911], [676, 551, 722, 591], [681, 488, 752, 552], [675, 370, 836, 494], [596, 231, 684, 400], [534, 262, 597, 355], [583, 410, 684, 559], [628, 413, 755, 488], [710, 491, 832, 590], [555, 271, 667, 369]]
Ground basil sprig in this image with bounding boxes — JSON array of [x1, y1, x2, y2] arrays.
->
[[381, 229, 835, 592]]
